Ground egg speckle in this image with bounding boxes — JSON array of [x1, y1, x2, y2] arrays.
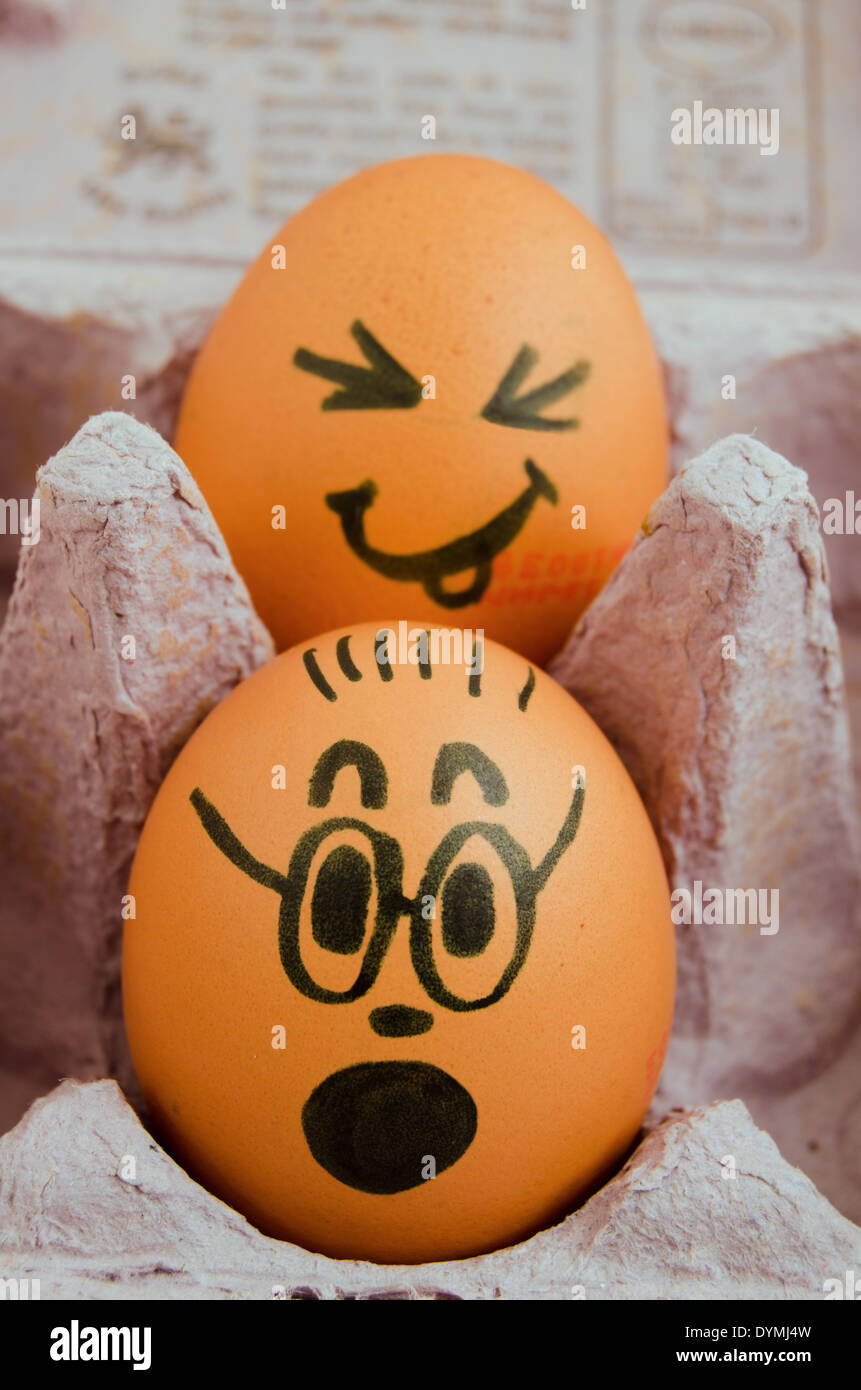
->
[[123, 622, 675, 1263]]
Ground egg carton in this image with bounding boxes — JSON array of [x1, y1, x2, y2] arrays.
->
[[2, 265, 860, 617], [2, 1080, 858, 1300], [3, 266, 856, 625], [0, 411, 858, 1297], [1, 0, 860, 625]]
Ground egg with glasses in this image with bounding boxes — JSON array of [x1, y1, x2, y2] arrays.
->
[[174, 154, 668, 665], [123, 622, 675, 1263]]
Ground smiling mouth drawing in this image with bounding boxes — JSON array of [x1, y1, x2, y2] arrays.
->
[[302, 1060, 478, 1194], [325, 458, 558, 608]]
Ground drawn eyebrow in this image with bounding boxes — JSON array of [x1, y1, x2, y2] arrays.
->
[[481, 344, 590, 431], [431, 742, 509, 806], [309, 739, 388, 809], [293, 319, 423, 411]]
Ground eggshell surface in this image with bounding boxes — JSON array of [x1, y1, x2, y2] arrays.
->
[[123, 622, 675, 1263], [174, 154, 668, 664]]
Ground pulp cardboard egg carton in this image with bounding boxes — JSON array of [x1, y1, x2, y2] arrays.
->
[[0, 409, 859, 1299], [2, 0, 861, 1298]]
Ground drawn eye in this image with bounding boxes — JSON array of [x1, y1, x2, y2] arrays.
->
[[481, 343, 590, 432], [440, 862, 495, 958], [311, 844, 372, 955], [283, 819, 404, 1005], [413, 826, 528, 1012], [294, 319, 422, 411]]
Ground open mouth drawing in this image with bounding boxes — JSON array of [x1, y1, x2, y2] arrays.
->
[[325, 458, 558, 608], [302, 1060, 478, 1194]]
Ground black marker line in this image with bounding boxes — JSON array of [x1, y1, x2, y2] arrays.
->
[[431, 742, 509, 806], [190, 787, 289, 894], [293, 319, 423, 412], [518, 667, 536, 712], [374, 631, 394, 682], [369, 1004, 434, 1038], [308, 739, 388, 810], [326, 459, 557, 610], [418, 632, 432, 680], [468, 635, 483, 698], [303, 648, 337, 702], [480, 343, 590, 431], [336, 634, 362, 682], [532, 785, 586, 894]]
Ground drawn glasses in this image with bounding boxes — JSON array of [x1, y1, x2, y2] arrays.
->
[[189, 787, 584, 1015]]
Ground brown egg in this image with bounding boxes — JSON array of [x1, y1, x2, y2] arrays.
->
[[174, 154, 667, 665], [123, 623, 674, 1263]]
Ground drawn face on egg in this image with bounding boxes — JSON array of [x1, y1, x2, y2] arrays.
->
[[123, 622, 674, 1263], [189, 638, 584, 1197], [293, 321, 587, 612], [173, 154, 668, 664]]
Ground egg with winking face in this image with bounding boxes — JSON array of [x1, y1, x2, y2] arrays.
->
[[174, 154, 668, 665]]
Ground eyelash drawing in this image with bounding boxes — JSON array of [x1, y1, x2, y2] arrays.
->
[[293, 319, 423, 410], [481, 343, 590, 431], [295, 324, 590, 432]]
